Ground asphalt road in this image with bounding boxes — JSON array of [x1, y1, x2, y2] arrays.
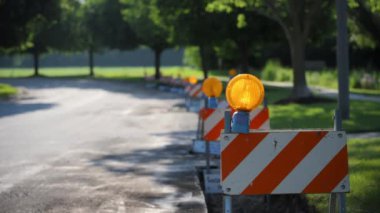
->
[[0, 78, 206, 213]]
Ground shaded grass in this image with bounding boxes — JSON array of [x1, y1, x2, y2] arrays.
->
[[307, 138, 380, 213], [265, 86, 380, 132], [0, 66, 225, 79], [0, 83, 18, 98]]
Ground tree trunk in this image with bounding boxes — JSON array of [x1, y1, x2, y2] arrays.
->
[[33, 50, 39, 77], [289, 35, 312, 99], [89, 47, 94, 77], [199, 45, 208, 79], [154, 49, 162, 80]]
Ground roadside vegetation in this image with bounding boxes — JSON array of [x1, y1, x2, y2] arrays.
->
[[2, 65, 380, 97], [307, 137, 380, 213], [0, 83, 17, 99], [261, 60, 380, 96]]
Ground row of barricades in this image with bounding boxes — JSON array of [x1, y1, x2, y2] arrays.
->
[[144, 74, 349, 213]]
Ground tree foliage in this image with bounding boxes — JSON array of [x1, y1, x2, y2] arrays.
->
[[80, 0, 138, 75], [0, 0, 62, 51], [208, 0, 333, 99], [156, 0, 225, 78], [80, 0, 138, 51], [121, 0, 172, 79], [350, 0, 380, 48]]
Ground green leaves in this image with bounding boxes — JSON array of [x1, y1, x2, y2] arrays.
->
[[237, 13, 247, 28], [121, 0, 171, 51]]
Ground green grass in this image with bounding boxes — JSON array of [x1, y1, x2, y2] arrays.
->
[[265, 86, 380, 132], [307, 137, 380, 213], [3, 66, 378, 96], [0, 83, 18, 98], [0, 66, 211, 79], [261, 60, 380, 96]]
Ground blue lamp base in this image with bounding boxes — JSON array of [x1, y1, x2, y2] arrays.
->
[[231, 111, 249, 133], [208, 97, 218, 109]]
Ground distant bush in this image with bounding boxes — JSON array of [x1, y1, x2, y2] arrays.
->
[[261, 59, 292, 82]]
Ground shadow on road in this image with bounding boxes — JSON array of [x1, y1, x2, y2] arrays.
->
[[0, 102, 55, 117], [90, 130, 205, 211]]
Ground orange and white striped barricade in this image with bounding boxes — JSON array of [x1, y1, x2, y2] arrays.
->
[[194, 101, 228, 142], [169, 78, 185, 93], [220, 130, 349, 195], [192, 106, 270, 155], [157, 76, 174, 92], [199, 107, 271, 194], [188, 83, 203, 98], [185, 83, 204, 112]]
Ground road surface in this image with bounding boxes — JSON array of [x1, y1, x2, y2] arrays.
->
[[0, 78, 206, 213]]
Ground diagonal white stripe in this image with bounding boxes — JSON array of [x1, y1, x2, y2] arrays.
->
[[249, 108, 261, 120], [272, 132, 347, 194], [204, 109, 224, 136], [332, 175, 350, 193], [190, 84, 201, 96], [220, 133, 238, 151], [258, 120, 270, 130], [222, 132, 298, 194]]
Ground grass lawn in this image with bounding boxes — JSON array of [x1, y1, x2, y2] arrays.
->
[[2, 66, 379, 96], [307, 137, 380, 213], [0, 66, 225, 79], [0, 83, 17, 99], [265, 86, 380, 133]]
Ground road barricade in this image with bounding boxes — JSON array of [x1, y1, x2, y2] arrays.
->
[[220, 130, 349, 195], [185, 83, 204, 112], [193, 106, 270, 155]]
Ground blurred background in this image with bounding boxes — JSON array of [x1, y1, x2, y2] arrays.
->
[[0, 0, 379, 96], [1, 1, 380, 212]]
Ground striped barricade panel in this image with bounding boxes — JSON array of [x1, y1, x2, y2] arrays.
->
[[220, 130, 350, 195], [188, 84, 203, 98], [201, 108, 225, 141], [202, 107, 270, 141], [185, 85, 192, 94]]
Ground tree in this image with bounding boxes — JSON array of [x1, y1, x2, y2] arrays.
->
[[350, 0, 380, 47], [157, 0, 224, 78], [121, 0, 171, 80], [26, 1, 66, 76], [80, 0, 138, 76], [0, 0, 58, 50], [218, 11, 282, 73], [208, 0, 333, 99]]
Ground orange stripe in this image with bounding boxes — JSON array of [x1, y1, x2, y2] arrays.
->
[[221, 133, 269, 181], [200, 108, 214, 120], [204, 118, 224, 141], [250, 108, 269, 129], [192, 88, 202, 97], [303, 146, 348, 193], [242, 131, 328, 195]]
